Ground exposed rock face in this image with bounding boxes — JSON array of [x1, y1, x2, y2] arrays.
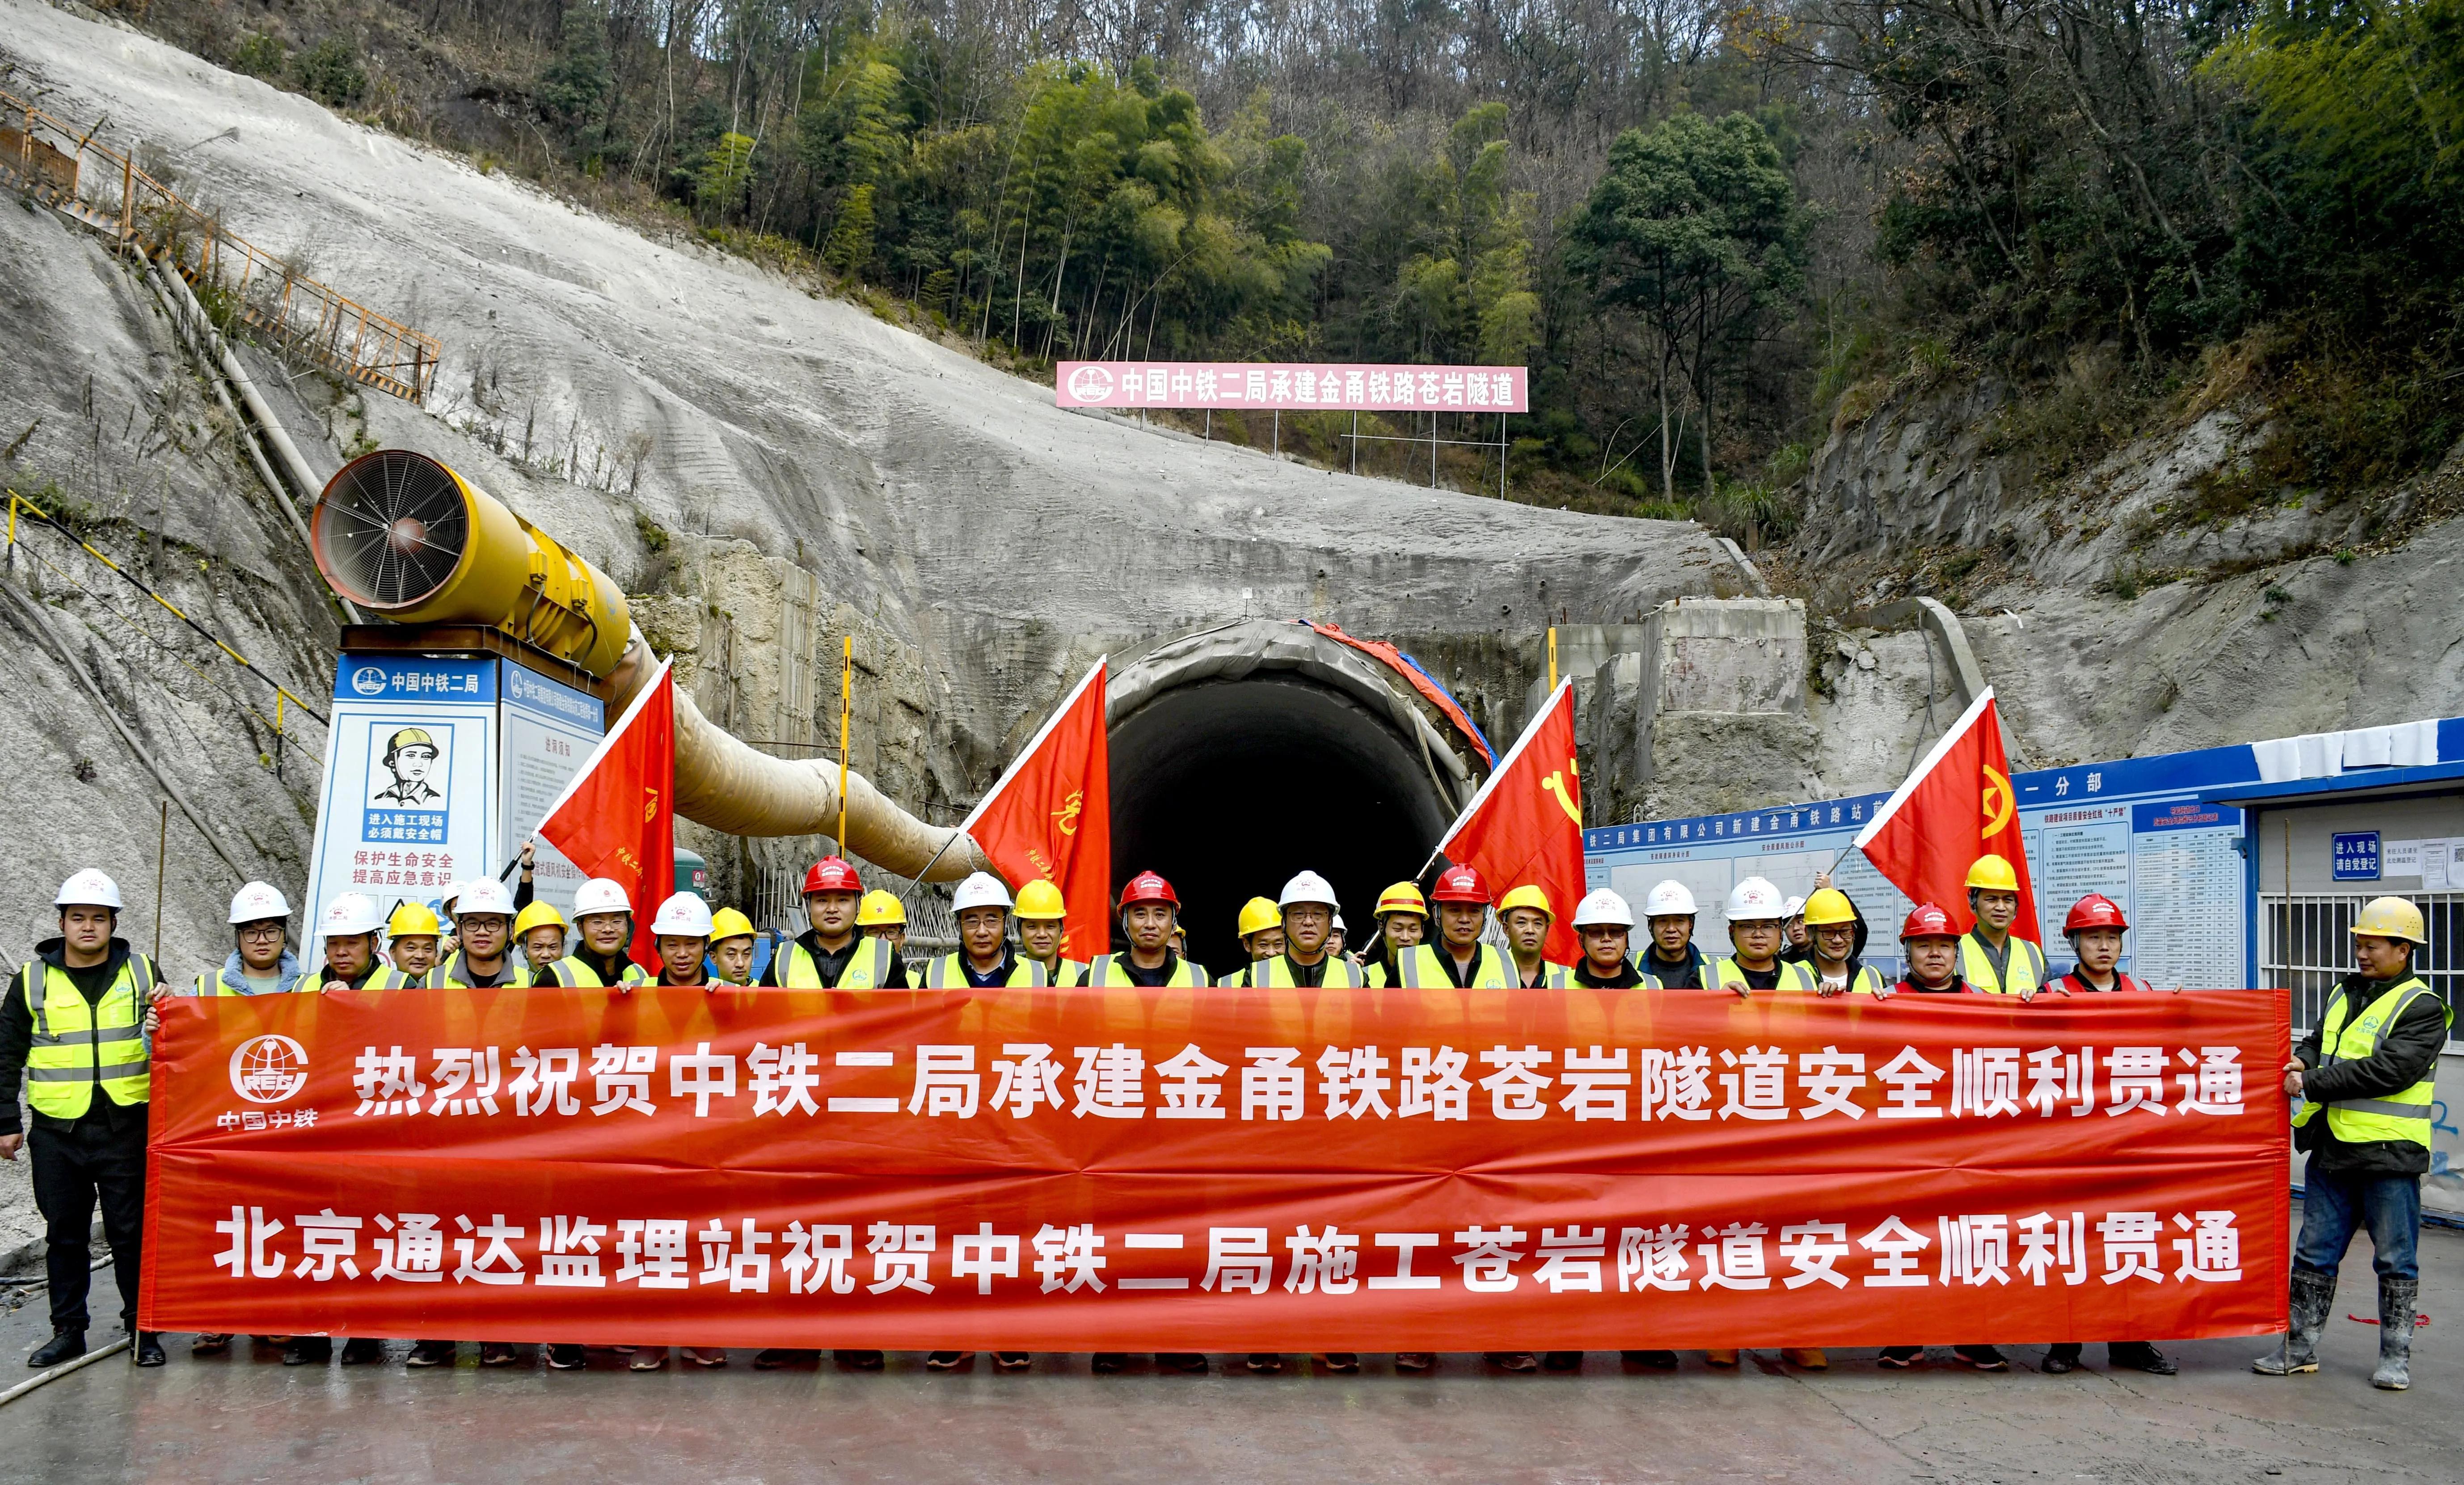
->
[[0, 0, 1735, 953]]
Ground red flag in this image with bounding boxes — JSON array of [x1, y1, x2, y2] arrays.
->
[[537, 656, 676, 968], [1854, 688, 2040, 940], [959, 659, 1111, 960], [1432, 680, 1585, 963]]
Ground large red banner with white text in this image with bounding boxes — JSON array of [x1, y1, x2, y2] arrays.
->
[[143, 988, 2288, 1349]]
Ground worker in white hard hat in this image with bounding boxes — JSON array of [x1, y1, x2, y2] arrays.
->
[[1498, 885, 1572, 989], [1637, 880, 1710, 988], [1, 871, 167, 1369], [186, 881, 304, 997], [300, 895, 387, 995], [919, 874, 1049, 988], [2259, 895, 2448, 1392], [1780, 895, 1813, 963], [1708, 877, 1815, 995], [534, 878, 652, 989], [1252, 872, 1363, 990], [1327, 914, 1354, 965], [1570, 889, 1658, 988], [407, 874, 527, 1370]]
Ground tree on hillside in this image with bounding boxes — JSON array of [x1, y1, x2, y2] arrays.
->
[[1570, 111, 1810, 502], [1392, 104, 1545, 367]]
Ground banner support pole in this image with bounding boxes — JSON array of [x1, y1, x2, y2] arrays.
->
[[836, 633, 853, 860]]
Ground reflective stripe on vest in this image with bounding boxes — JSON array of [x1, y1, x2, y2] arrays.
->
[[541, 956, 650, 989], [1710, 958, 1818, 993], [367, 965, 442, 989], [920, 953, 1048, 988], [2293, 975, 2449, 1148], [1511, 961, 1573, 989], [1396, 944, 1509, 990], [435, 951, 534, 989], [780, 936, 893, 989], [1252, 955, 1366, 989], [1960, 933, 2045, 996], [1084, 954, 1208, 988], [21, 955, 156, 1116]]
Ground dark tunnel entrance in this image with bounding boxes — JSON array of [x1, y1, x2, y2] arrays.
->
[[1108, 664, 1464, 973]]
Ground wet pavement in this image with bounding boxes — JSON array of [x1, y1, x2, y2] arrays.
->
[[2, 1231, 2458, 1483]]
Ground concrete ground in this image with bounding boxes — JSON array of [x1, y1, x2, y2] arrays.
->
[[0, 1231, 2455, 1483]]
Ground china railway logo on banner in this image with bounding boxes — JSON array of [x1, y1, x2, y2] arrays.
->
[[230, 1035, 311, 1104], [1064, 364, 1115, 402]]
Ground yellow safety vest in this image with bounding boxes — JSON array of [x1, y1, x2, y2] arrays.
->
[[297, 966, 379, 993], [532, 955, 652, 989], [776, 936, 894, 989], [918, 952, 1049, 988], [1395, 943, 1511, 990], [1083, 953, 1210, 988], [1811, 964, 1891, 997], [1508, 960, 1574, 989], [17, 954, 157, 1117], [1960, 932, 2046, 996], [367, 964, 440, 989], [432, 951, 535, 989], [1572, 962, 1665, 990], [1709, 957, 1819, 993], [1251, 954, 1367, 989], [2294, 974, 2449, 1150]]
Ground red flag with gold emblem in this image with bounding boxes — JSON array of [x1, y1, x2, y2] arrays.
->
[[536, 656, 676, 968], [1430, 680, 1584, 962], [1853, 687, 2040, 939], [958, 658, 1111, 959]]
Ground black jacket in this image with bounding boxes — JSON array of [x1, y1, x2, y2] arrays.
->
[[2295, 972, 2449, 1176]]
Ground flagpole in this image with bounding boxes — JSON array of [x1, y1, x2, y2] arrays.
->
[[1547, 626, 1557, 693], [836, 633, 853, 860]]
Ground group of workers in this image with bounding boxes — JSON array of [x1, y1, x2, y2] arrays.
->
[[0, 844, 2443, 1392]]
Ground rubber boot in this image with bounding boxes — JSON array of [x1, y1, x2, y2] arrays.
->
[[2372, 1277, 2416, 1391], [2253, 1268, 2336, 1375]]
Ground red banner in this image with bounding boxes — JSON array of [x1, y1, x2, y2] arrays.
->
[[144, 988, 2287, 1350]]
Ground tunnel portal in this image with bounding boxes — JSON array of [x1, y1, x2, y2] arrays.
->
[[1105, 623, 1473, 972]]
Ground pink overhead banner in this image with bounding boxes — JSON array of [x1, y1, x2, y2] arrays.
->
[[1057, 362, 1528, 414]]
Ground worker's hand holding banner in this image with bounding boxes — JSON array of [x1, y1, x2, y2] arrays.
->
[[144, 987, 2286, 1350]]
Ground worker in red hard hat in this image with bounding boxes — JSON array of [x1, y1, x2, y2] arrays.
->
[[1875, 902, 2008, 1373], [2035, 893, 2178, 1377], [1084, 870, 1210, 1378], [755, 855, 902, 1372], [1393, 865, 1511, 990]]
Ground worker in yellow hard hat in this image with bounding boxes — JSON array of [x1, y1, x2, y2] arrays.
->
[[1802, 888, 1888, 998], [857, 889, 908, 953], [1363, 882, 1429, 988], [1961, 854, 2046, 997], [2260, 895, 2446, 1391], [1498, 885, 1571, 990], [709, 908, 758, 986], [1013, 879, 1084, 986], [1216, 897, 1286, 986], [372, 900, 443, 987], [514, 901, 570, 975]]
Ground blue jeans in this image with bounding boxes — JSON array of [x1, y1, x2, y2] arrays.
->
[[2294, 1169, 2420, 1282]]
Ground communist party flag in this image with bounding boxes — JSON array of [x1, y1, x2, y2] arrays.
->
[[1431, 679, 1584, 962], [958, 658, 1111, 959], [1853, 687, 2040, 939], [537, 655, 676, 967]]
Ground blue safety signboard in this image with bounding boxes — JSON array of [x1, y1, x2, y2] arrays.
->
[[2331, 831, 2382, 882]]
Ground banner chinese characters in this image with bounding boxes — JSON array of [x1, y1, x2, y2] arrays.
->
[[145, 988, 2287, 1350], [1055, 362, 1529, 414]]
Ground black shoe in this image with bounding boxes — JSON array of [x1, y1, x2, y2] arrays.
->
[[1877, 1346, 1923, 1369], [405, 1340, 459, 1368], [992, 1352, 1032, 1371], [1622, 1350, 1679, 1370], [753, 1348, 816, 1369], [1158, 1352, 1208, 1373], [546, 1344, 588, 1370], [835, 1349, 884, 1370], [282, 1337, 333, 1366], [925, 1350, 972, 1371], [2040, 1350, 2078, 1374], [340, 1338, 384, 1365], [190, 1333, 232, 1356], [28, 1331, 86, 1368], [1543, 1350, 1582, 1371], [1317, 1352, 1359, 1373], [479, 1341, 520, 1367], [1245, 1352, 1284, 1373], [1486, 1351, 1539, 1372], [1091, 1352, 1128, 1374], [1953, 1345, 2008, 1371], [133, 1333, 165, 1367], [2109, 1341, 2176, 1376]]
